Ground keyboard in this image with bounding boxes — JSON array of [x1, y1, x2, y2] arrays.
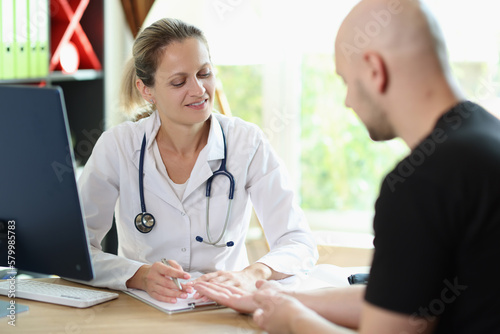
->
[[0, 279, 119, 308]]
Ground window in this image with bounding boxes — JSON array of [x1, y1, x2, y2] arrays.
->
[[145, 0, 500, 239], [214, 65, 263, 125]]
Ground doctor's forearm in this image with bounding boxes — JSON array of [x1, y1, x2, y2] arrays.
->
[[126, 265, 149, 290], [245, 262, 291, 281]]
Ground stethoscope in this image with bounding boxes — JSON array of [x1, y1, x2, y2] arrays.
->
[[134, 125, 235, 247]]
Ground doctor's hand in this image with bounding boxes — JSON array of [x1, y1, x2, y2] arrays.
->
[[126, 260, 194, 303], [194, 262, 286, 292], [194, 270, 256, 292]]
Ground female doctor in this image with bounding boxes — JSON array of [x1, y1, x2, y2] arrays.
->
[[78, 18, 318, 303]]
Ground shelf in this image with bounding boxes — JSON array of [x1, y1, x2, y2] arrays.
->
[[0, 78, 48, 85], [0, 70, 103, 85], [0, 0, 104, 166], [49, 70, 103, 82]]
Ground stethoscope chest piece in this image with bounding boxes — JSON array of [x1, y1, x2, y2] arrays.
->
[[135, 212, 156, 233], [134, 134, 156, 233]]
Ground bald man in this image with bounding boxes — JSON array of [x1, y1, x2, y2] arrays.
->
[[194, 0, 500, 333]]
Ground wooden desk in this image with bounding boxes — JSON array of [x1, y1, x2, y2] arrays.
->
[[0, 278, 263, 333]]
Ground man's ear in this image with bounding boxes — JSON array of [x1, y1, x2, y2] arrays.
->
[[136, 79, 154, 102], [363, 51, 388, 93]]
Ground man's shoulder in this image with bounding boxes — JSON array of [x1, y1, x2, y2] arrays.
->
[[438, 101, 500, 147], [434, 102, 500, 169], [386, 102, 500, 190]]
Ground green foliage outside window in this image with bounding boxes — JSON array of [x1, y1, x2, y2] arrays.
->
[[300, 54, 407, 211], [216, 56, 408, 212], [215, 65, 263, 125]]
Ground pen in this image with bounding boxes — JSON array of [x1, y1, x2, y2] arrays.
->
[[161, 258, 182, 290]]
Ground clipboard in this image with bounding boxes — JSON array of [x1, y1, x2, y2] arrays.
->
[[124, 272, 225, 314], [124, 289, 225, 314]]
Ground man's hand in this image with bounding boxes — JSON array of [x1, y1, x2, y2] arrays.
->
[[194, 282, 256, 314], [252, 289, 309, 334]]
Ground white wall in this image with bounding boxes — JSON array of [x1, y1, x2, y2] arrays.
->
[[104, 0, 134, 129]]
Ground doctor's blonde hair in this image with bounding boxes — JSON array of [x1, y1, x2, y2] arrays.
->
[[120, 18, 210, 119]]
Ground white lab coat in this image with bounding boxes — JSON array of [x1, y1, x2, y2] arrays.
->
[[78, 112, 318, 290]]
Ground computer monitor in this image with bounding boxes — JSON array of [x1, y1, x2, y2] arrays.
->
[[0, 85, 94, 281]]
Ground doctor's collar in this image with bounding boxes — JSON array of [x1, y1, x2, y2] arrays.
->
[[205, 114, 225, 162]]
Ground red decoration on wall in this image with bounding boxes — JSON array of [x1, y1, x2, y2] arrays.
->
[[50, 0, 102, 72]]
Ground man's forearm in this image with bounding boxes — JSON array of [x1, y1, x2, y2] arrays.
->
[[288, 285, 366, 329], [291, 310, 358, 334]]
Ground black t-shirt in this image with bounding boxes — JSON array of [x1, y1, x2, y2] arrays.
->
[[365, 101, 500, 333]]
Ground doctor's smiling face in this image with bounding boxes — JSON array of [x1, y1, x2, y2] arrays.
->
[[138, 37, 216, 127]]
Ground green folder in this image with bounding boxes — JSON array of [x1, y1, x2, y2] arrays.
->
[[28, 0, 39, 78], [14, 0, 29, 78], [0, 0, 3, 79], [1, 0, 15, 79], [37, 0, 49, 78]]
